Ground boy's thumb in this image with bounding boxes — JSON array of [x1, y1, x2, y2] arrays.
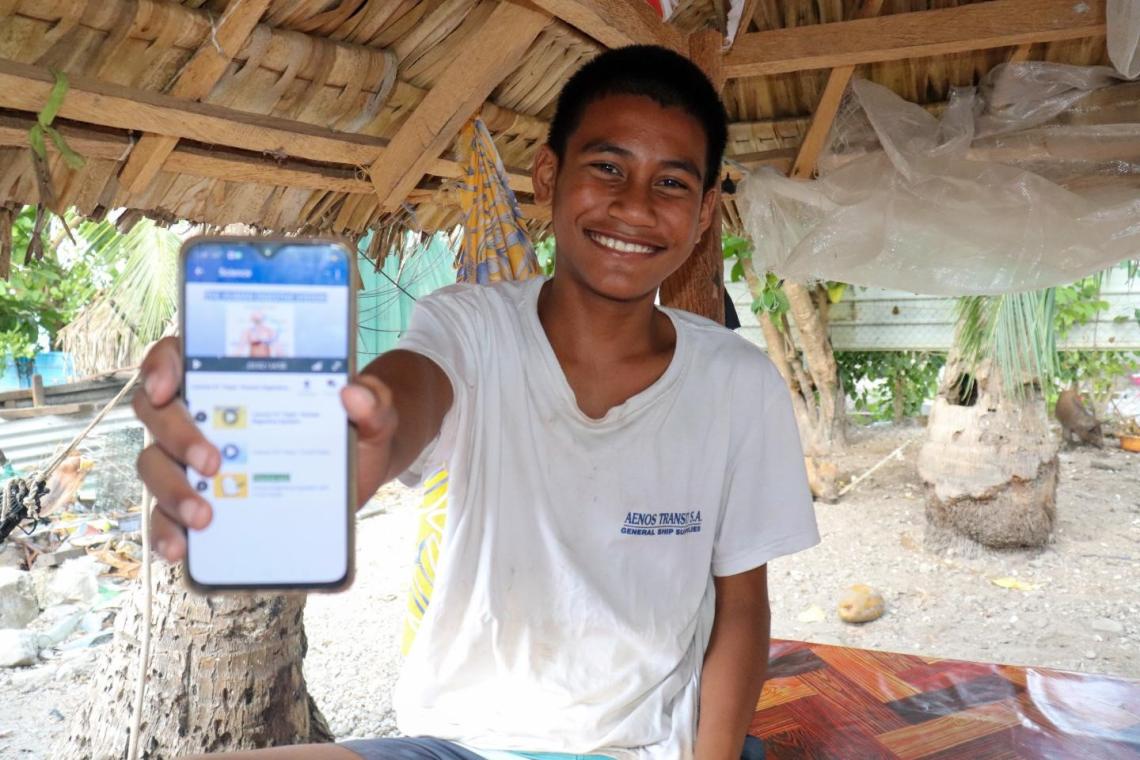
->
[[341, 375, 397, 439]]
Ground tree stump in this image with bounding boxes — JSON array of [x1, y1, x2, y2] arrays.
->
[[57, 561, 330, 759], [917, 360, 1059, 552]]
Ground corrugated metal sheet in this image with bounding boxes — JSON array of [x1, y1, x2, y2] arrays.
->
[[0, 404, 141, 475]]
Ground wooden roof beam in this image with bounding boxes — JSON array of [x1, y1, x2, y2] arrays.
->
[[725, 0, 1106, 79], [117, 0, 271, 194], [519, 0, 684, 52], [790, 0, 885, 179], [367, 2, 550, 211], [0, 117, 540, 215], [0, 60, 534, 195]]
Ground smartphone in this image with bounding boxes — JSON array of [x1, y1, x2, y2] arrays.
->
[[180, 236, 355, 591]]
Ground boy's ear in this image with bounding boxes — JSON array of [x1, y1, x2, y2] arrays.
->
[[697, 185, 717, 236], [532, 144, 558, 206]]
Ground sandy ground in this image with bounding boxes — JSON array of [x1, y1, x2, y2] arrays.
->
[[3, 425, 1138, 756]]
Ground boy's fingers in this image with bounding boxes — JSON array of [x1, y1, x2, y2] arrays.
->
[[137, 445, 213, 532], [139, 337, 182, 407], [341, 375, 397, 441], [150, 506, 187, 562], [133, 391, 219, 475]]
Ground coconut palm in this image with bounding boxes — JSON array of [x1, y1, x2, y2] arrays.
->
[[58, 215, 180, 375], [917, 289, 1060, 552]]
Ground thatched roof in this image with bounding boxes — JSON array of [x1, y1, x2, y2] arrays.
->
[[0, 0, 1112, 244]]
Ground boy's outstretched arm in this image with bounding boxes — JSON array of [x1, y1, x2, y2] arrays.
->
[[353, 349, 454, 498], [695, 565, 770, 760]]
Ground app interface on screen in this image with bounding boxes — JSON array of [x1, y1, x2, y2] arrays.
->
[[183, 242, 350, 586]]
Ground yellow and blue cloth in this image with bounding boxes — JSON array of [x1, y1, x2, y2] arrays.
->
[[401, 117, 540, 655]]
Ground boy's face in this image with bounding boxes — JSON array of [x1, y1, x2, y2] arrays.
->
[[533, 94, 716, 303]]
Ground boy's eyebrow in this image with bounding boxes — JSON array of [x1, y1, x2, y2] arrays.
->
[[580, 139, 704, 182]]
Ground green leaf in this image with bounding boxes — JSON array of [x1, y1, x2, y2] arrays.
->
[[730, 260, 744, 282]]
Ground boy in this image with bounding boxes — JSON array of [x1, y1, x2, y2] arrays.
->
[[135, 45, 819, 760]]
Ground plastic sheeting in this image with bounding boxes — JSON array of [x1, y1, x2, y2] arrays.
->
[[754, 639, 1140, 759], [739, 10, 1140, 295], [1110, 0, 1140, 79]]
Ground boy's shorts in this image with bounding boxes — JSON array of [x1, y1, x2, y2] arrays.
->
[[340, 735, 765, 760], [339, 737, 609, 759]]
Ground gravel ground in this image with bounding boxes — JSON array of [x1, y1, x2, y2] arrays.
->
[[4, 424, 1138, 756], [767, 423, 1140, 678], [303, 484, 421, 740]]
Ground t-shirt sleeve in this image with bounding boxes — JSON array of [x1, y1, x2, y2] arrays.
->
[[391, 285, 479, 486], [712, 354, 820, 577]]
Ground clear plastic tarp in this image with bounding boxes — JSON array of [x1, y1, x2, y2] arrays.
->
[[738, 6, 1140, 295]]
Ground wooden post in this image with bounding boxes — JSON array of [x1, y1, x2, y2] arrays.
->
[[31, 374, 45, 406], [659, 29, 726, 325]]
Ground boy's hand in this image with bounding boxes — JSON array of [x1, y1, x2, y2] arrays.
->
[[339, 374, 399, 505], [134, 338, 399, 562], [133, 337, 217, 562]]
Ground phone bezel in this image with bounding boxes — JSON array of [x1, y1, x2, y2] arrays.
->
[[179, 234, 357, 594]]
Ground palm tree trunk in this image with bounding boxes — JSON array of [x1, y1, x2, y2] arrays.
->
[[742, 261, 846, 500], [917, 354, 1059, 552], [57, 562, 331, 759]]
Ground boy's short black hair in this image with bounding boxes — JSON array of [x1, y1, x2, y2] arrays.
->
[[547, 45, 728, 192]]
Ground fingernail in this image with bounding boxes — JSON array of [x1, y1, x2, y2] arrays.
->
[[144, 373, 160, 400], [187, 443, 212, 474], [179, 498, 205, 528], [155, 538, 169, 558]]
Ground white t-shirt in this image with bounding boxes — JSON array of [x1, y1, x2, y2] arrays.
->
[[393, 277, 819, 759]]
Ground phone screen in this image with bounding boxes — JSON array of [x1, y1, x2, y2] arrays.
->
[[181, 239, 353, 589]]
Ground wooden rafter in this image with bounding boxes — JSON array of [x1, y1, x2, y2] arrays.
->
[[0, 117, 547, 222], [0, 60, 534, 195], [725, 0, 1106, 79], [790, 0, 885, 179], [117, 0, 271, 193], [367, 2, 550, 211], [729, 0, 759, 48], [521, 0, 684, 52], [1008, 44, 1034, 63]]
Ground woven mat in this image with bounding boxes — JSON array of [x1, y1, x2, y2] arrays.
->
[[751, 639, 1140, 759]]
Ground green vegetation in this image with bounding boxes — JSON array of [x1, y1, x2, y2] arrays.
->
[[0, 207, 108, 367], [836, 351, 946, 423]]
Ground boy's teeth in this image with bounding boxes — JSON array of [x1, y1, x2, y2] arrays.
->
[[591, 233, 655, 254]]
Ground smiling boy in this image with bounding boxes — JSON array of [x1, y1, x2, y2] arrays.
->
[[136, 45, 818, 760]]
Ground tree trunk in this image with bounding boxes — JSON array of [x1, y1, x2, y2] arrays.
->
[[58, 562, 331, 759], [742, 260, 846, 500], [917, 354, 1059, 553], [659, 29, 725, 325]]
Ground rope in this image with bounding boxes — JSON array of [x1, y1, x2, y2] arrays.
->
[[838, 437, 917, 498], [0, 368, 141, 544], [30, 368, 141, 488], [127, 432, 154, 760]]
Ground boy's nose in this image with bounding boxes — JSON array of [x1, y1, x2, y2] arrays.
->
[[609, 184, 656, 227]]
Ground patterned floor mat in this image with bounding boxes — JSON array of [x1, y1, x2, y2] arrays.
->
[[751, 639, 1140, 759]]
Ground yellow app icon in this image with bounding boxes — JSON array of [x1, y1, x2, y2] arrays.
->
[[213, 406, 247, 429], [213, 473, 249, 498]]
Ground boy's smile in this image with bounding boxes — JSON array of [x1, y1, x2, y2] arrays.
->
[[533, 93, 716, 303]]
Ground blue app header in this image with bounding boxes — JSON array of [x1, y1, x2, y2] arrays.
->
[[185, 242, 349, 286]]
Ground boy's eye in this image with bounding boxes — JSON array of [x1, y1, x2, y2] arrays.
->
[[591, 162, 621, 176], [658, 177, 690, 191]]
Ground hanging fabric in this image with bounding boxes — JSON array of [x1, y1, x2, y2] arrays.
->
[[455, 117, 539, 284]]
